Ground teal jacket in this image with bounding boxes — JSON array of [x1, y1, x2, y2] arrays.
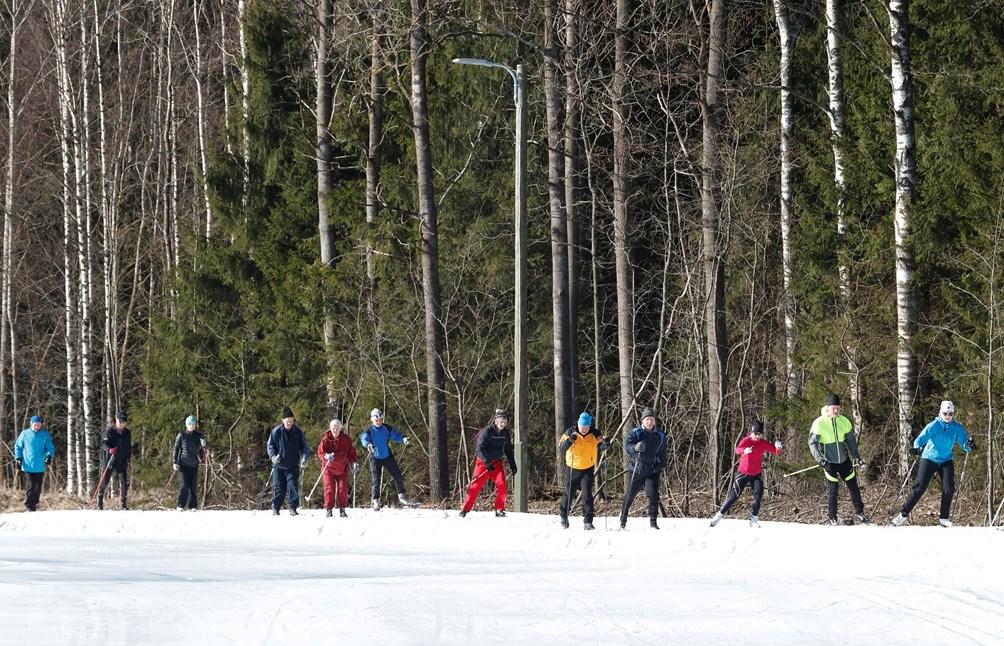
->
[[915, 418, 970, 464], [15, 428, 55, 473]]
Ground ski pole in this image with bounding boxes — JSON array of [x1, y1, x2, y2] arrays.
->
[[948, 451, 971, 520], [782, 463, 821, 478], [991, 493, 1004, 527], [892, 457, 918, 511], [352, 464, 357, 508], [166, 469, 177, 488], [89, 459, 114, 508], [305, 468, 324, 503]]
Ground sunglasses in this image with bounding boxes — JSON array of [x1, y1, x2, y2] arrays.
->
[[943, 412, 954, 417]]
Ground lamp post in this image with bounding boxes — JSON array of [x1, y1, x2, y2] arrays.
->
[[452, 57, 528, 512]]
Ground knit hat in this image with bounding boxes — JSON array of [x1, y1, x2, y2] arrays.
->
[[185, 415, 197, 426], [281, 406, 294, 419], [578, 412, 593, 427], [115, 411, 128, 422], [640, 407, 657, 421], [940, 400, 955, 415], [826, 394, 841, 407], [494, 408, 510, 420], [370, 408, 383, 419], [750, 419, 764, 435], [30, 415, 42, 425]]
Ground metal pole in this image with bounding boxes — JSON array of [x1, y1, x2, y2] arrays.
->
[[513, 64, 528, 513]]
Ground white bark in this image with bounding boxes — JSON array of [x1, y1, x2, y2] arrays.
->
[[238, 0, 250, 208], [193, 0, 213, 239], [888, 0, 917, 476], [825, 0, 862, 431], [2, 0, 20, 460], [773, 0, 799, 397]]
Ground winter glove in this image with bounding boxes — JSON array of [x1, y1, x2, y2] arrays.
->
[[817, 457, 827, 468], [271, 455, 280, 465], [909, 446, 923, 456], [485, 462, 496, 473], [402, 437, 410, 445], [853, 458, 866, 469], [743, 447, 753, 455], [366, 443, 375, 454], [200, 439, 207, 448], [15, 457, 22, 468], [566, 433, 578, 443], [45, 455, 53, 465], [109, 448, 118, 456], [774, 440, 783, 450], [598, 439, 611, 451], [634, 441, 646, 454], [966, 438, 977, 451], [300, 456, 308, 468], [173, 463, 179, 471], [324, 453, 334, 462], [351, 462, 359, 474]]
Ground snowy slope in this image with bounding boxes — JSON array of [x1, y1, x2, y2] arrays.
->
[[2, 509, 1002, 645]]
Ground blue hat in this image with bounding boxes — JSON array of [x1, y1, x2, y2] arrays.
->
[[577, 412, 592, 427], [185, 415, 197, 426], [30, 415, 43, 425]]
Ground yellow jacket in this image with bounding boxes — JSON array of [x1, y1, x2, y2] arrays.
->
[[560, 427, 603, 469]]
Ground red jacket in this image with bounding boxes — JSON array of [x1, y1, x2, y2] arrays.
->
[[735, 435, 781, 476], [317, 431, 358, 476]]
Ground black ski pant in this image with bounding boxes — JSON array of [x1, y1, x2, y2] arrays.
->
[[560, 466, 595, 524], [98, 469, 129, 509], [619, 472, 660, 523], [901, 458, 955, 520], [271, 466, 300, 511], [369, 454, 406, 501], [719, 473, 764, 516], [23, 472, 44, 511], [822, 459, 864, 520], [177, 465, 199, 509]]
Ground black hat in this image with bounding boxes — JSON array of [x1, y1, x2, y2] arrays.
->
[[115, 411, 128, 422], [750, 419, 764, 435], [640, 407, 657, 421], [494, 408, 510, 420], [281, 406, 295, 419], [826, 394, 841, 407]]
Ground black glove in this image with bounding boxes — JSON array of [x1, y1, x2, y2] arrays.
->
[[853, 458, 865, 469], [45, 455, 52, 466], [634, 441, 646, 454], [598, 439, 610, 451], [909, 446, 923, 456], [509, 463, 517, 475], [817, 457, 827, 468], [966, 438, 976, 451], [485, 462, 495, 473], [566, 433, 577, 443]]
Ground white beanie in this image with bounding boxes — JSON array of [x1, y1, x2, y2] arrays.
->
[[370, 408, 383, 419], [940, 400, 954, 415]]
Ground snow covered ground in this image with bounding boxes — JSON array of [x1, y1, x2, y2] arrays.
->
[[2, 508, 1003, 645]]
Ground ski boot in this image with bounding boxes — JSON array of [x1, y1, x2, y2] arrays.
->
[[939, 518, 952, 528], [325, 509, 333, 518], [749, 515, 760, 528], [709, 512, 723, 527], [891, 513, 907, 527], [495, 510, 506, 517], [339, 508, 348, 518], [583, 522, 595, 531]]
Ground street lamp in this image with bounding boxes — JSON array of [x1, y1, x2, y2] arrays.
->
[[452, 57, 528, 513]]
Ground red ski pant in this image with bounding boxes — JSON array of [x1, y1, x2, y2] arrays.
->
[[323, 470, 349, 510], [460, 459, 507, 513]]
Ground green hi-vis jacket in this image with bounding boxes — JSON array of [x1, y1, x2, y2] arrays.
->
[[808, 414, 861, 465]]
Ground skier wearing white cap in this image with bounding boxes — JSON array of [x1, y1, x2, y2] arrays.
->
[[360, 408, 414, 509]]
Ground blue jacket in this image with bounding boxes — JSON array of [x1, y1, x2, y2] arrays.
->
[[267, 424, 309, 470], [360, 423, 405, 460], [914, 417, 971, 464], [625, 426, 667, 478], [15, 428, 55, 473]]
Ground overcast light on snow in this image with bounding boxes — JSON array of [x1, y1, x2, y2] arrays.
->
[[2, 508, 1003, 645]]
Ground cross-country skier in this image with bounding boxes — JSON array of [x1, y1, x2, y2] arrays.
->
[[558, 412, 609, 530], [173, 415, 206, 511], [317, 418, 358, 517], [808, 394, 870, 525], [98, 411, 132, 510], [710, 419, 782, 528], [267, 406, 309, 516], [14, 414, 55, 512], [619, 407, 667, 530], [459, 408, 517, 518], [892, 400, 975, 528], [361, 408, 415, 509]]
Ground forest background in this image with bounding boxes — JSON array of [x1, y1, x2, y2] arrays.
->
[[3, 0, 1004, 523]]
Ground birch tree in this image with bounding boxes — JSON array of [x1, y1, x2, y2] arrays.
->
[[888, 0, 917, 475], [315, 0, 337, 407], [563, 0, 582, 412], [366, 4, 384, 325]]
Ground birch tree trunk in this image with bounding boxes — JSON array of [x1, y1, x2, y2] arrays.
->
[[544, 0, 572, 474], [563, 0, 582, 411], [238, 0, 251, 209], [193, 0, 213, 239], [888, 0, 918, 476], [612, 0, 635, 441], [315, 0, 337, 407], [366, 7, 384, 325], [825, 0, 862, 431], [409, 0, 448, 501], [701, 0, 728, 503], [773, 0, 799, 398]]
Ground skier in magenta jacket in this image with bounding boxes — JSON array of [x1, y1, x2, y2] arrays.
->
[[710, 420, 781, 527]]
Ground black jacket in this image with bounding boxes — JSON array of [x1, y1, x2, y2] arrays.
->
[[474, 423, 516, 470], [173, 431, 205, 468], [102, 426, 132, 472]]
